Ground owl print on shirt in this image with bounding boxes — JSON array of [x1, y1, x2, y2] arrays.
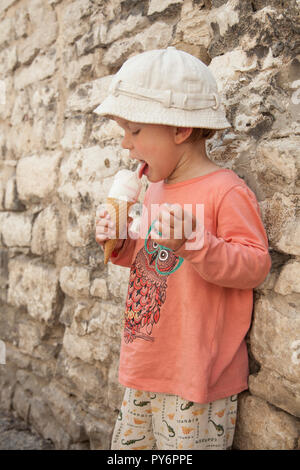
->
[[124, 220, 184, 343]]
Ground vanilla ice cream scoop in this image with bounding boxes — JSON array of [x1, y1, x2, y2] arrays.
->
[[103, 165, 143, 264], [108, 167, 142, 202]]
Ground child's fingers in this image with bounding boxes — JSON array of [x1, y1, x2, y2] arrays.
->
[[96, 204, 111, 220], [96, 217, 114, 229], [95, 214, 116, 247]]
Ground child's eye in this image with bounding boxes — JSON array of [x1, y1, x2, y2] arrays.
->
[[131, 129, 140, 135]]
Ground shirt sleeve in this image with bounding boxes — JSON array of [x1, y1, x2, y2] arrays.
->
[[109, 236, 137, 268], [173, 184, 272, 289]]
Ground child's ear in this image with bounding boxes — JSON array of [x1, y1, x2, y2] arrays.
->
[[173, 127, 193, 144]]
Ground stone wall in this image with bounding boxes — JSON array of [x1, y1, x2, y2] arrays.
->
[[0, 0, 299, 450]]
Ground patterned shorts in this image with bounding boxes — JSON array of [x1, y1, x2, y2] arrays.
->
[[111, 388, 238, 450]]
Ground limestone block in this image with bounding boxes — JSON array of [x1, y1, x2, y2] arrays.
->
[[234, 393, 300, 450], [18, 321, 47, 356], [27, 0, 57, 43], [28, 83, 59, 148], [0, 17, 14, 48], [17, 0, 57, 64], [17, 36, 39, 66], [4, 124, 32, 161], [252, 139, 299, 196], [209, 49, 257, 89], [208, 0, 240, 36], [58, 296, 75, 328], [66, 209, 94, 248], [250, 296, 300, 383], [6, 346, 32, 374], [74, 22, 102, 56], [42, 381, 88, 442], [61, 117, 87, 150], [249, 368, 300, 418], [62, 300, 117, 363], [0, 77, 13, 120], [0, 160, 15, 194], [29, 395, 72, 449], [102, 22, 174, 68], [0, 301, 15, 343], [61, 0, 93, 45], [58, 354, 107, 403], [274, 260, 300, 296], [0, 181, 4, 210], [12, 383, 31, 422], [62, 53, 96, 90], [63, 326, 111, 363], [1, 212, 32, 247], [90, 278, 108, 299], [58, 146, 122, 205], [73, 301, 94, 337], [0, 365, 18, 411], [8, 256, 60, 323], [148, 0, 184, 15], [65, 75, 112, 116], [14, 49, 57, 90], [107, 356, 124, 411], [11, 89, 32, 126], [94, 302, 123, 340], [0, 45, 17, 76], [59, 265, 90, 299], [90, 116, 124, 145], [16, 152, 62, 203], [31, 206, 59, 255], [84, 413, 112, 450], [277, 218, 300, 256], [0, 162, 23, 210], [4, 177, 24, 211], [107, 263, 130, 300], [259, 193, 296, 252], [0, 0, 17, 15], [15, 370, 47, 404], [94, 14, 148, 48], [31, 81, 59, 111], [14, 7, 29, 40], [175, 7, 211, 47]]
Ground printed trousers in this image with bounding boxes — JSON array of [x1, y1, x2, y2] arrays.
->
[[111, 388, 237, 450]]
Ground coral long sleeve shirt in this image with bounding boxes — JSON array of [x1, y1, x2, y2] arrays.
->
[[110, 169, 271, 404]]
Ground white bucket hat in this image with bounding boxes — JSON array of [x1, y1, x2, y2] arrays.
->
[[93, 47, 231, 130]]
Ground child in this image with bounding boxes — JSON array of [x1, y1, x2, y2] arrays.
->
[[93, 47, 271, 450]]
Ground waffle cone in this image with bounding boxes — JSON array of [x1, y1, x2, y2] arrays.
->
[[104, 197, 135, 264]]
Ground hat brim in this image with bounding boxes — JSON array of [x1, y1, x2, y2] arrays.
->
[[93, 94, 231, 129]]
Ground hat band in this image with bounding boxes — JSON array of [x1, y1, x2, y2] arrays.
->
[[109, 80, 220, 111]]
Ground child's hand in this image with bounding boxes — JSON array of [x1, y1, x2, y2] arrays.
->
[[95, 205, 133, 252], [95, 206, 123, 251], [150, 203, 198, 252]]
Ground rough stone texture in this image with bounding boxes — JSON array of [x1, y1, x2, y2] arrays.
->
[[0, 0, 299, 450], [0, 409, 55, 450], [233, 393, 300, 450]]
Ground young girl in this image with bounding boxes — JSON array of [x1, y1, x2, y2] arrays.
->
[[94, 47, 271, 450]]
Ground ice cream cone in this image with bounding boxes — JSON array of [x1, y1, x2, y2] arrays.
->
[[104, 197, 135, 264]]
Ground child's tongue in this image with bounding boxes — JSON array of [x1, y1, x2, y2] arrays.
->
[[138, 161, 148, 179]]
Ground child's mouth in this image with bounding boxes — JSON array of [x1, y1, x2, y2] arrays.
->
[[138, 161, 149, 178]]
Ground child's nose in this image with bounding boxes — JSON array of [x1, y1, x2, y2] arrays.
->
[[121, 133, 133, 150]]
